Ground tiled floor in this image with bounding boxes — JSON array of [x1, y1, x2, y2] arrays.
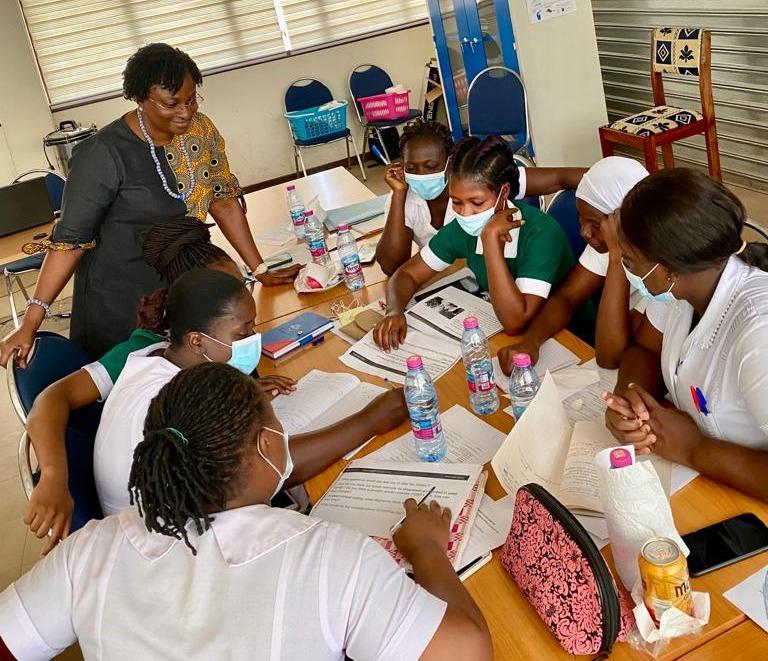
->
[[0, 161, 765, 660]]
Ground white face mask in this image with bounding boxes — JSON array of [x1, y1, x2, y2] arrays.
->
[[259, 426, 293, 500], [454, 189, 503, 236]]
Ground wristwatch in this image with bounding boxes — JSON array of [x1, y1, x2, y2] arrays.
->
[[254, 263, 268, 276]]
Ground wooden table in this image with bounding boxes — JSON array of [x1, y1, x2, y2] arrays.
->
[[210, 167, 389, 325], [256, 283, 768, 660], [679, 621, 768, 659], [0, 222, 53, 265]]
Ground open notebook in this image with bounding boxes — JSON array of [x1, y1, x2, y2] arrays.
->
[[491, 371, 617, 516]]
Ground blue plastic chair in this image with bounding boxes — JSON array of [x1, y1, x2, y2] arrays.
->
[[284, 78, 365, 180], [467, 66, 531, 155], [545, 189, 586, 261], [10, 332, 104, 532], [4, 169, 67, 328], [348, 64, 422, 163]]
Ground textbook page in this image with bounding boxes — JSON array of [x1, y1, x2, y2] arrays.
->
[[491, 372, 572, 496], [461, 494, 515, 563], [310, 460, 482, 538], [558, 421, 616, 514], [340, 329, 460, 385], [271, 370, 361, 435], [406, 286, 503, 342], [368, 404, 505, 464]]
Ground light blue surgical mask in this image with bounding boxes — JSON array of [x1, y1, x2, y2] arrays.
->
[[202, 332, 262, 375], [622, 261, 676, 303], [454, 190, 502, 236], [405, 168, 447, 201], [259, 426, 294, 500]]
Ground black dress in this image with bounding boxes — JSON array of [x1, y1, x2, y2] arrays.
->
[[51, 118, 186, 359]]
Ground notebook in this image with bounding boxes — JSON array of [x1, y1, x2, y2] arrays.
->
[[323, 195, 388, 230], [261, 311, 334, 359]]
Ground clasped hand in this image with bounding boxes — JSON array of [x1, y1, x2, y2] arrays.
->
[[602, 383, 703, 466]]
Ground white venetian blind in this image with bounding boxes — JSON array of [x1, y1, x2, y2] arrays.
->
[[279, 0, 428, 51], [20, 0, 286, 108]]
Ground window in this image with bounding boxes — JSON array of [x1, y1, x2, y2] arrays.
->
[[19, 0, 429, 109]]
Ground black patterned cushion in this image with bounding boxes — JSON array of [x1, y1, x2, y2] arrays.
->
[[653, 27, 702, 76], [609, 105, 703, 137]]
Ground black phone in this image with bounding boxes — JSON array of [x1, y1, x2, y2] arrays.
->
[[682, 513, 768, 577]]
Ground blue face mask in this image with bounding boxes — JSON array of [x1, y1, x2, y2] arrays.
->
[[622, 261, 676, 303], [454, 190, 503, 236], [202, 332, 262, 375], [405, 168, 447, 201]]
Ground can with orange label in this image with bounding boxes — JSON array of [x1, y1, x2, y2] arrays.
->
[[639, 537, 694, 624]]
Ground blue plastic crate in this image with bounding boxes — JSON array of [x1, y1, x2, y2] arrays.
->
[[285, 101, 348, 141]]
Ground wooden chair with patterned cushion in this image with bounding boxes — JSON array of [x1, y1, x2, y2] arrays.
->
[[598, 28, 721, 181]]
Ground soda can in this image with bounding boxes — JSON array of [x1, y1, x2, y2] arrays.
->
[[639, 537, 694, 624]]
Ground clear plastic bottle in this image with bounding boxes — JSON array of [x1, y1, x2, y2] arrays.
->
[[509, 353, 541, 420], [404, 355, 446, 462], [304, 210, 330, 266], [286, 185, 306, 240], [460, 316, 499, 415], [336, 224, 365, 291]]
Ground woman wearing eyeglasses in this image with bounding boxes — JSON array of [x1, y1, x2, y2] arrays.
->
[[0, 43, 299, 365]]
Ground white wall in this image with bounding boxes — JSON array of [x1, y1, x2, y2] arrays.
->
[[52, 26, 436, 186], [0, 2, 55, 181], [508, 0, 607, 166]]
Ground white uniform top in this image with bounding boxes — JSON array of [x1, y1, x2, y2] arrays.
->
[[93, 352, 179, 516], [0, 505, 446, 660], [383, 168, 528, 248], [578, 244, 646, 312], [645, 256, 768, 449]]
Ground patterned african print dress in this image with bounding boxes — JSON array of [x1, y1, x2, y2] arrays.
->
[[36, 113, 242, 358]]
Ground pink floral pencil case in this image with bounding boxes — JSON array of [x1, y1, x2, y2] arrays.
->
[[500, 484, 634, 657]]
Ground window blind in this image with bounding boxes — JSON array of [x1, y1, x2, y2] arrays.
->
[[279, 0, 428, 51], [19, 0, 286, 108], [20, 0, 428, 109]]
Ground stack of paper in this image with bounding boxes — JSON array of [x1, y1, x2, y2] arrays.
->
[[492, 339, 581, 392]]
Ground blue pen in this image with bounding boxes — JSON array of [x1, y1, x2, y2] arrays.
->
[[695, 387, 709, 415], [371, 144, 390, 166]]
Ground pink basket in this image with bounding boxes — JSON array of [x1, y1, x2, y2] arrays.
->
[[358, 91, 411, 122]]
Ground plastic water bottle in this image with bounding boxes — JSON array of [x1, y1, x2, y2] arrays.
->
[[304, 210, 330, 266], [404, 355, 447, 462], [509, 353, 541, 420], [286, 185, 306, 240], [336, 224, 365, 291], [461, 317, 499, 415]]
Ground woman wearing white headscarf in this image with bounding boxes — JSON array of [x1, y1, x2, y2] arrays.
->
[[499, 156, 649, 372]]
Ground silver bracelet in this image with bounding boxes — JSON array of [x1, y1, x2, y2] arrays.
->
[[26, 298, 51, 317]]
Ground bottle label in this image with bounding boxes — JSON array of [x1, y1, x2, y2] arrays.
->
[[341, 254, 362, 278], [467, 367, 495, 393], [289, 209, 305, 228], [307, 237, 327, 258], [411, 418, 442, 441]]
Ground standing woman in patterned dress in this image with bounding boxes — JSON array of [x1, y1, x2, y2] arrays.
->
[[0, 43, 299, 363]]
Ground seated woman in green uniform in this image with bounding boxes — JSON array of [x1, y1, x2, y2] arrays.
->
[[374, 136, 577, 350], [0, 42, 299, 365]]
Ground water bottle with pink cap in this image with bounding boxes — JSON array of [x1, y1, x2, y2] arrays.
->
[[404, 354, 446, 461], [460, 316, 499, 415], [509, 352, 541, 420]]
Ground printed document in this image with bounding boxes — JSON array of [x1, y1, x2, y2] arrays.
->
[[461, 495, 515, 562], [367, 404, 505, 464], [493, 339, 580, 392], [340, 329, 460, 385], [406, 286, 502, 341]]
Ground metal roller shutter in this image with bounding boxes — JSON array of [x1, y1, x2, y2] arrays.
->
[[592, 1, 768, 191]]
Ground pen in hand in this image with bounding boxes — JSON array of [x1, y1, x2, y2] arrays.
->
[[390, 486, 436, 535]]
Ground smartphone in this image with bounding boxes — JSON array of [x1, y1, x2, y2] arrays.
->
[[682, 512, 768, 577]]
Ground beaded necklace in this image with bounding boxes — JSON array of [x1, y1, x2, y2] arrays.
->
[[136, 107, 195, 201]]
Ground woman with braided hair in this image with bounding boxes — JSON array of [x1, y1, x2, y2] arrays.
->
[[375, 136, 583, 350], [22, 218, 296, 553], [376, 119, 587, 275], [0, 363, 491, 660], [92, 267, 406, 517]]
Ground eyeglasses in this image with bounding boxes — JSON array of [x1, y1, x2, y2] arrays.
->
[[146, 93, 203, 114]]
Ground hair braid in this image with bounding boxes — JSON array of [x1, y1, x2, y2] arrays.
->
[[129, 363, 270, 554], [450, 135, 521, 197], [142, 216, 232, 286]]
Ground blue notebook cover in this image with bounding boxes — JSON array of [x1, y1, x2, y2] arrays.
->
[[324, 195, 388, 229], [262, 311, 334, 358]]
